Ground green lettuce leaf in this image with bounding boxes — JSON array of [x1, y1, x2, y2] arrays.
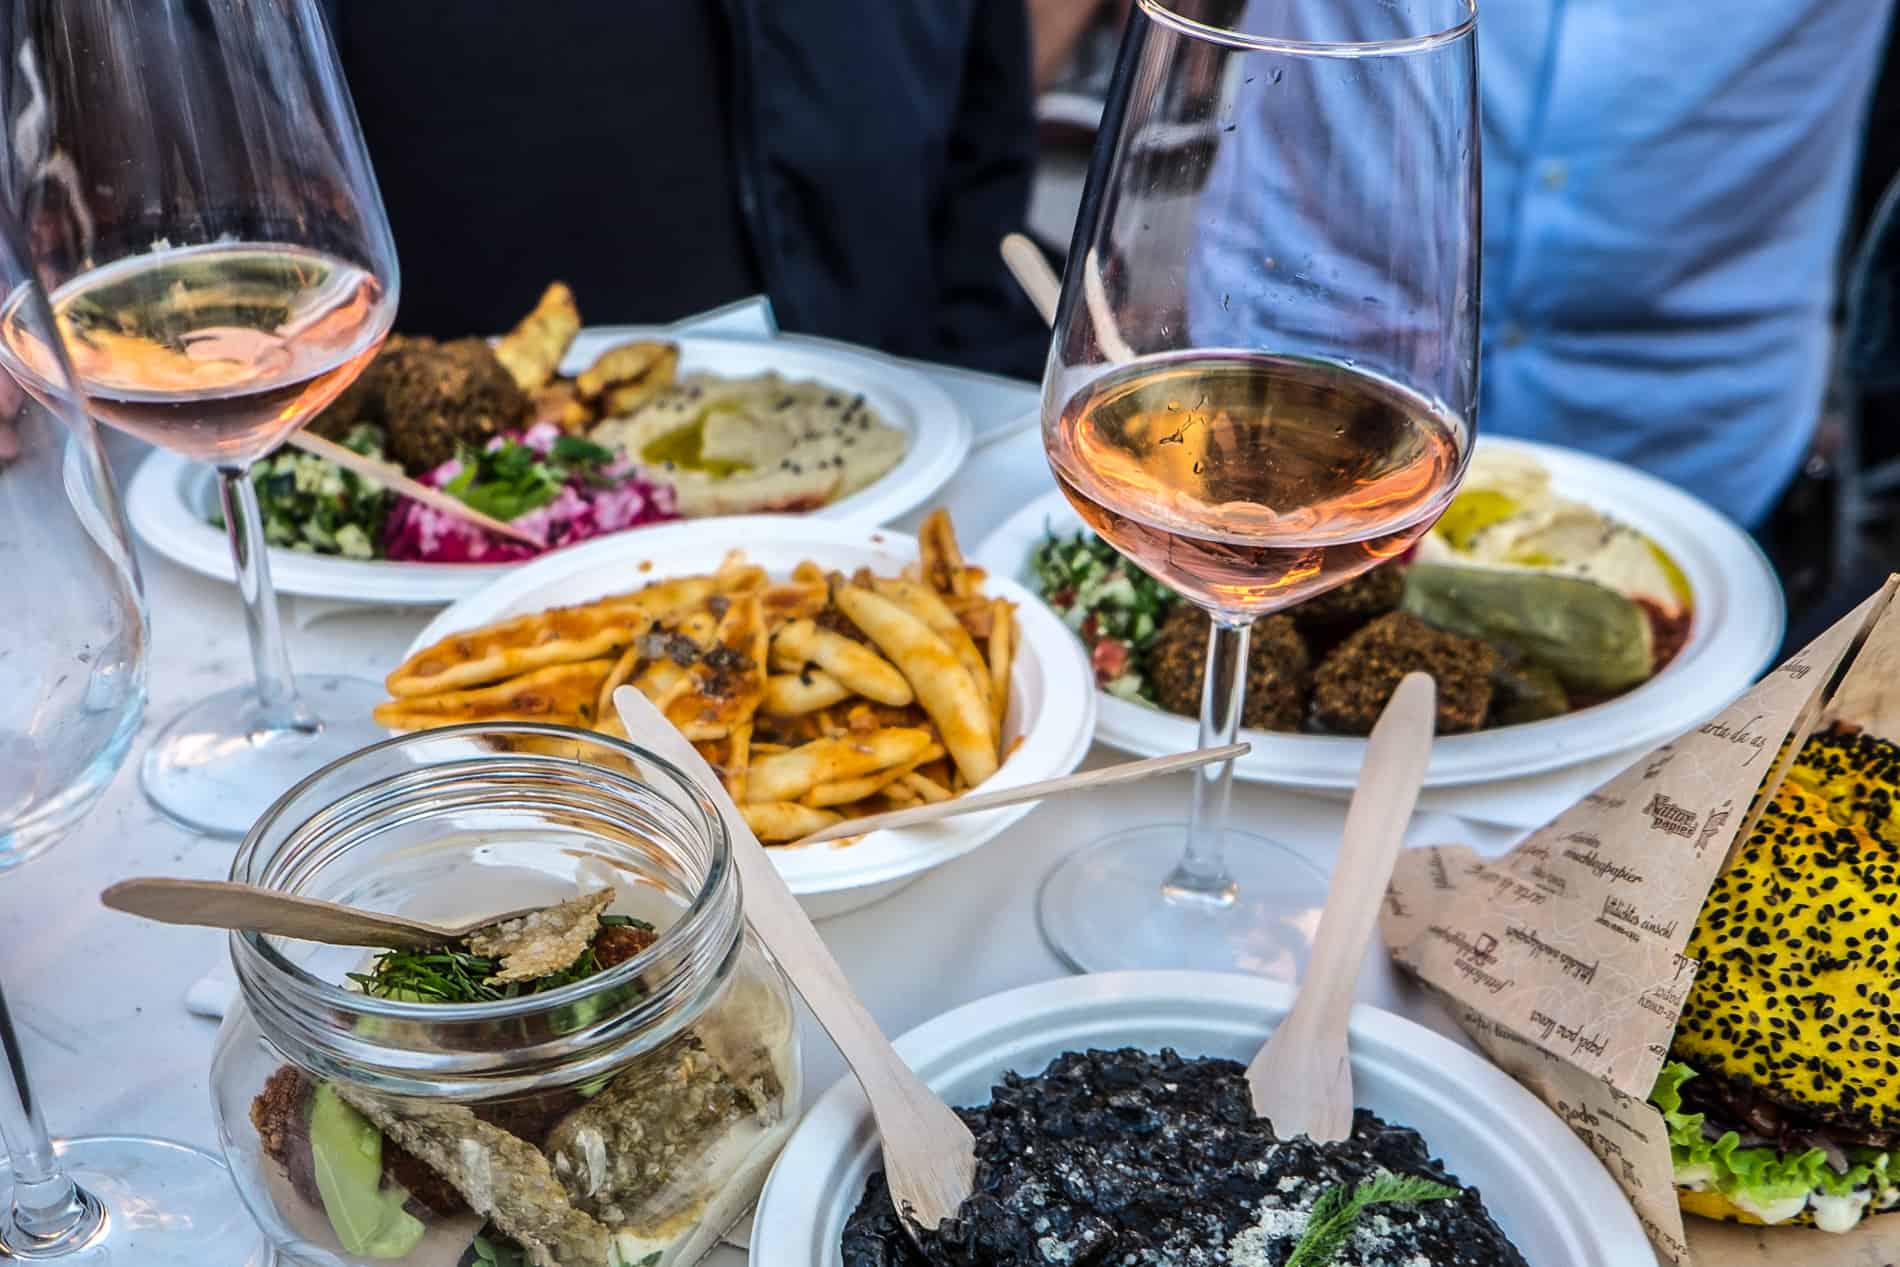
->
[[1652, 1061, 1893, 1217]]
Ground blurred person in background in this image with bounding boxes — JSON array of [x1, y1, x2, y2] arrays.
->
[[1183, 1, 1895, 529], [320, 2, 1050, 379]]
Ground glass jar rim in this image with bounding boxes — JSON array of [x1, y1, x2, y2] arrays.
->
[[1136, 0, 1476, 57], [229, 722, 736, 1034]]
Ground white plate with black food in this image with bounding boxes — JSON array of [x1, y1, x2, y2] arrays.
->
[[974, 435, 1784, 791], [128, 304, 972, 606], [382, 513, 1095, 917], [752, 971, 1656, 1266]]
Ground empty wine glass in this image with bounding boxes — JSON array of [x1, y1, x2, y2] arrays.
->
[[1037, 0, 1480, 975], [0, 210, 265, 1263], [0, 0, 399, 838]]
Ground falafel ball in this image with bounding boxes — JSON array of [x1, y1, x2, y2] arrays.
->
[[1312, 611, 1498, 734], [311, 335, 531, 472], [1149, 605, 1310, 731], [1287, 562, 1406, 629]]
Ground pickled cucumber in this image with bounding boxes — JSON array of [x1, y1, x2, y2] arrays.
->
[[1403, 563, 1653, 693]]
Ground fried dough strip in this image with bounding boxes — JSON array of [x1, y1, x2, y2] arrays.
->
[[742, 801, 843, 844], [595, 643, 643, 721], [576, 340, 676, 400], [374, 660, 616, 731], [664, 592, 768, 741], [762, 669, 852, 716], [771, 619, 913, 707], [493, 282, 581, 392], [987, 598, 1015, 736], [871, 578, 992, 738], [745, 728, 933, 803], [918, 508, 971, 599], [832, 585, 998, 785], [761, 580, 829, 624], [899, 770, 953, 803], [725, 720, 753, 802], [800, 743, 944, 808], [530, 381, 593, 432], [386, 600, 654, 697]]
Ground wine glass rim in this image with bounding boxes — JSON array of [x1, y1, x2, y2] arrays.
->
[[1136, 0, 1477, 56]]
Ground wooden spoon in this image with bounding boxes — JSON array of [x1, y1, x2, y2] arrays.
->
[[611, 685, 977, 1236], [1246, 671, 1436, 1142], [100, 878, 549, 951], [999, 233, 1061, 326], [791, 742, 1249, 845]]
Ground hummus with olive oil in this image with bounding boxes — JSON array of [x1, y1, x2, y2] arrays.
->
[[590, 372, 908, 517]]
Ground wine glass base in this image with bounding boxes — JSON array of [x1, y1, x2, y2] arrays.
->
[[1038, 823, 1330, 980], [0, 1136, 269, 1265], [141, 675, 388, 840]]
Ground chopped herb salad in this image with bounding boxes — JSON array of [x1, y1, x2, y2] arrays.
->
[[1028, 528, 1179, 703], [215, 423, 392, 559]]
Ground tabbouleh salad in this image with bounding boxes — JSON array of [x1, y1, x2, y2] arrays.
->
[[214, 424, 391, 559], [1029, 531, 1177, 704]]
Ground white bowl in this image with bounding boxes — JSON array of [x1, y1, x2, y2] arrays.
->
[[401, 516, 1097, 918], [127, 330, 973, 607], [752, 971, 1656, 1266], [974, 435, 1784, 792]]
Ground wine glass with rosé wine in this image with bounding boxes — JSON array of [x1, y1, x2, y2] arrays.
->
[[0, 0, 399, 838], [0, 205, 267, 1263], [1036, 0, 1480, 976]]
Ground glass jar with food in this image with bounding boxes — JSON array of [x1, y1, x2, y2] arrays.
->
[[210, 724, 800, 1267]]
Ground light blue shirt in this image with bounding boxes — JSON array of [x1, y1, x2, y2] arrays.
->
[[1186, 1, 1894, 527]]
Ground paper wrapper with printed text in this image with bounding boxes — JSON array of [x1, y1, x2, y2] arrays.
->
[[1381, 578, 1900, 1266]]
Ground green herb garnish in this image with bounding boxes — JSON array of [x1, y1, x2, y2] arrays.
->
[[469, 1232, 528, 1267], [347, 947, 508, 1003], [1283, 1172, 1461, 1267], [348, 915, 653, 1003], [551, 434, 615, 466], [442, 433, 621, 521]]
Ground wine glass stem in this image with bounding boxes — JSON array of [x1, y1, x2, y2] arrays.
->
[[217, 465, 312, 731], [1164, 616, 1251, 905], [0, 987, 101, 1253]]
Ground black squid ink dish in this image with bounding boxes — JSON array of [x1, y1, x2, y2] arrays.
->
[[840, 1049, 1528, 1267]]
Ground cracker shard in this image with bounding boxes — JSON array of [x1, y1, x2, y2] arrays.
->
[[469, 887, 615, 985], [334, 1086, 612, 1267]]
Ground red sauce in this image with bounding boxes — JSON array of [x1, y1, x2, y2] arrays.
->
[[1637, 597, 1692, 674]]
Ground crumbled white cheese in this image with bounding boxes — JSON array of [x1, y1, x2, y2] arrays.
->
[[1226, 1203, 1310, 1267]]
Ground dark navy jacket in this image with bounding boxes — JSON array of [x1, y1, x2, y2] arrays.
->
[[319, 0, 1048, 380]]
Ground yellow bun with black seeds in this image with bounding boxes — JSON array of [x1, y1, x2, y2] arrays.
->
[[1657, 727, 1900, 1234], [1677, 1188, 1802, 1226]]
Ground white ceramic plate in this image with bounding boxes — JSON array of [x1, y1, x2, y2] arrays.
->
[[126, 331, 973, 606], [973, 435, 1785, 791], [401, 516, 1095, 916], [752, 971, 1656, 1266]]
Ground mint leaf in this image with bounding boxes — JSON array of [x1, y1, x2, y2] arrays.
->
[[1283, 1172, 1461, 1267], [552, 434, 615, 466], [443, 439, 564, 521]]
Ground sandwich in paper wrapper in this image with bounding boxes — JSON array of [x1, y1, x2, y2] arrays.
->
[[1382, 577, 1900, 1265]]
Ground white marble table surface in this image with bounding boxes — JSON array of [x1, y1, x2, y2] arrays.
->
[[0, 372, 1538, 1265]]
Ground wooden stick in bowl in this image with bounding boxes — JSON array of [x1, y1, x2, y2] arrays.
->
[[791, 743, 1250, 846], [287, 431, 547, 549]]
